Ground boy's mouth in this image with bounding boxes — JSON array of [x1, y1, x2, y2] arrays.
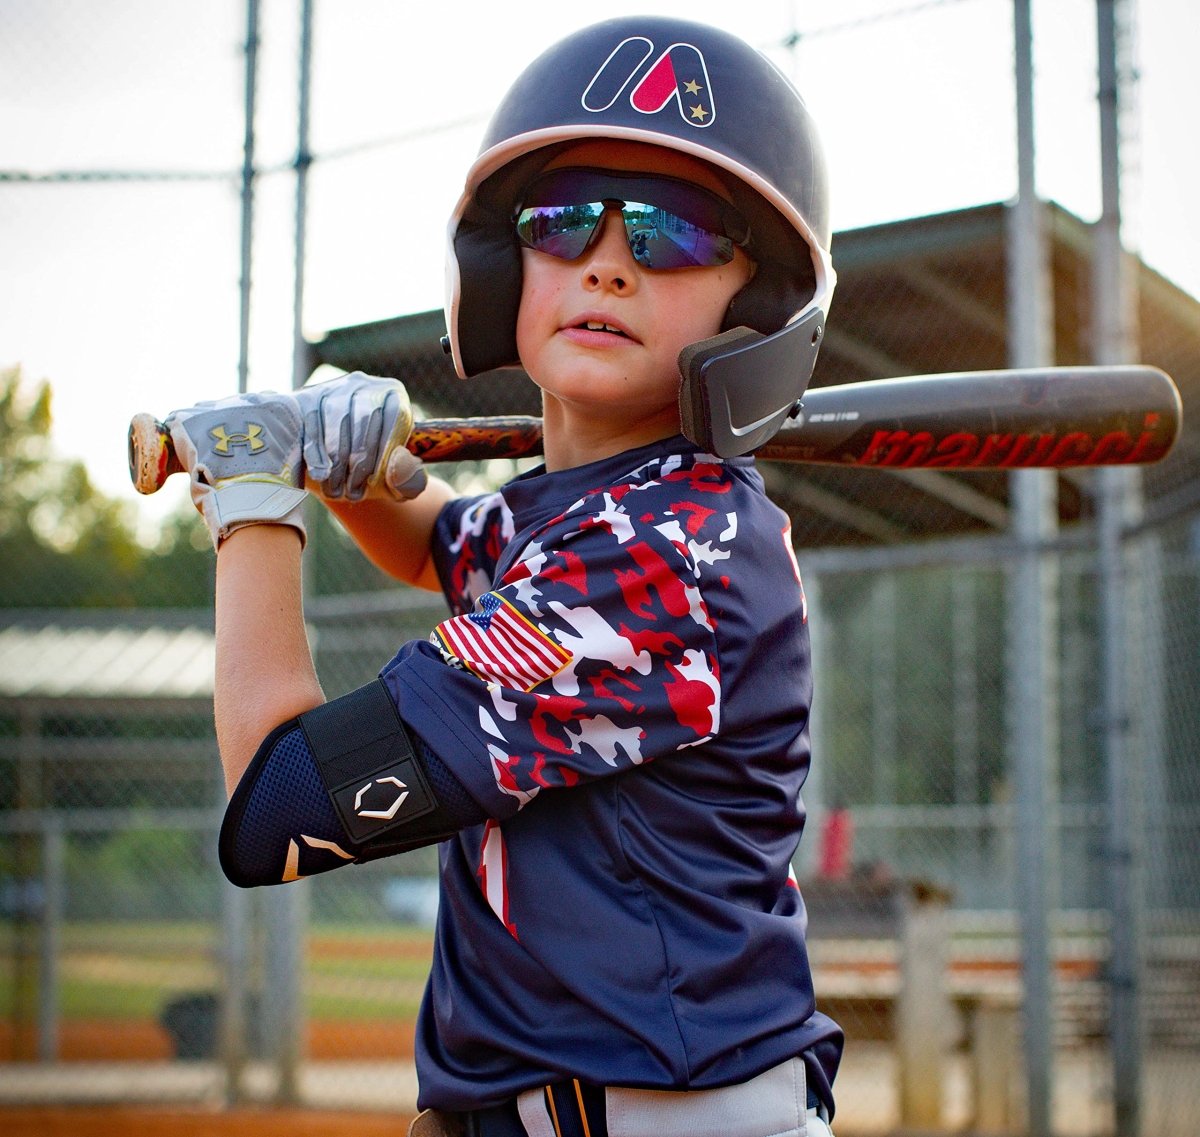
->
[[581, 320, 628, 337], [569, 316, 637, 341]]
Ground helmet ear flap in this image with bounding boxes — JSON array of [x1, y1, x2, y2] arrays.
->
[[677, 309, 825, 458], [723, 259, 813, 337], [450, 214, 524, 377]]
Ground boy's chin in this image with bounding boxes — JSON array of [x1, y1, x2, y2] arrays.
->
[[540, 377, 676, 417], [538, 386, 678, 432]]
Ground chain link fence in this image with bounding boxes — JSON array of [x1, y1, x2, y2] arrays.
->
[[3, 2, 1198, 1134]]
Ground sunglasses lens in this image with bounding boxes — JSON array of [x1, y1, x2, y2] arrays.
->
[[516, 193, 737, 268], [516, 202, 607, 261], [620, 203, 735, 268]]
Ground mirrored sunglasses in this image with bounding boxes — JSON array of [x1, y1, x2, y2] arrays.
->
[[515, 167, 751, 271]]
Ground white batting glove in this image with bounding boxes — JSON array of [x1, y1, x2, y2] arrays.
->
[[165, 391, 307, 549], [296, 372, 427, 502]]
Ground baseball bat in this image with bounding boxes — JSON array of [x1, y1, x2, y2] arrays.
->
[[128, 365, 1181, 496]]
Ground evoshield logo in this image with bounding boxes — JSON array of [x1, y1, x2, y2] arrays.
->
[[354, 775, 410, 820], [582, 37, 715, 127]]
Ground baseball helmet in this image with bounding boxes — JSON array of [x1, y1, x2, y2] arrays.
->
[[443, 15, 835, 457]]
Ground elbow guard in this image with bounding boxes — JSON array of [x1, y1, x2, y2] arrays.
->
[[219, 679, 481, 887]]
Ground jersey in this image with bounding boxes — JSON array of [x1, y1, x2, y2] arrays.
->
[[378, 435, 843, 1112]]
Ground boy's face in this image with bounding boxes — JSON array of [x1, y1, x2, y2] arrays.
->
[[515, 140, 755, 455]]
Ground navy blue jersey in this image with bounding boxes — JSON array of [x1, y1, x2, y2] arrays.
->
[[380, 436, 842, 1111]]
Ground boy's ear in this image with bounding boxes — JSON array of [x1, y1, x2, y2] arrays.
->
[[677, 308, 825, 458]]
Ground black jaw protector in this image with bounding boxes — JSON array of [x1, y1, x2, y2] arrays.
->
[[677, 308, 826, 458]]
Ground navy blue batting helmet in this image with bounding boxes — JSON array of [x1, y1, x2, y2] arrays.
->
[[443, 16, 835, 457]]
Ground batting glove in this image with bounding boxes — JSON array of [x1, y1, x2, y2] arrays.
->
[[165, 392, 307, 549], [296, 371, 427, 502]]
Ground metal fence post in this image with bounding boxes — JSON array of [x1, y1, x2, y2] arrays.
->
[[1008, 4, 1059, 1133], [800, 572, 827, 880], [38, 816, 63, 1062], [219, 876, 251, 1103], [1094, 3, 1146, 1132], [264, 881, 309, 1105]]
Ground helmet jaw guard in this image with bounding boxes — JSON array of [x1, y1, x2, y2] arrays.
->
[[678, 310, 827, 458], [444, 16, 835, 457]]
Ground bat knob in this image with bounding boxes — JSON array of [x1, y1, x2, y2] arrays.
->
[[384, 446, 429, 500], [128, 413, 176, 495]]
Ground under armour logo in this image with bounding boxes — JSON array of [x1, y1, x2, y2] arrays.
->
[[582, 37, 715, 127], [210, 422, 266, 455], [354, 776, 410, 820]]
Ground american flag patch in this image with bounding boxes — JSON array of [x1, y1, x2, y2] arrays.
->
[[433, 593, 571, 691]]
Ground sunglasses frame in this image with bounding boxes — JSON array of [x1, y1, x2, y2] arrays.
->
[[514, 167, 752, 270]]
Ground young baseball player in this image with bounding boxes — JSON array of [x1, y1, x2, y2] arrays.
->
[[165, 16, 842, 1137]]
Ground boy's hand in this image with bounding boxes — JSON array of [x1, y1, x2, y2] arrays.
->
[[296, 372, 427, 502], [165, 392, 307, 549]]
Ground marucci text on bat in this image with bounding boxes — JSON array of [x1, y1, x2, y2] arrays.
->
[[854, 416, 1167, 469]]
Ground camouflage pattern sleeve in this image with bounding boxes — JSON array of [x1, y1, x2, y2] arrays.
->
[[431, 491, 515, 615], [418, 486, 726, 807]]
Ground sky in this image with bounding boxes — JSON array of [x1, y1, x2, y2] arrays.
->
[[0, 0, 1196, 537]]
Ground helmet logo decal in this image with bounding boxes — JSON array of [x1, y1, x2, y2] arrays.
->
[[582, 37, 715, 128], [582, 37, 653, 111]]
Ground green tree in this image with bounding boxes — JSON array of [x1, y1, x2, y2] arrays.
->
[[0, 366, 212, 607]]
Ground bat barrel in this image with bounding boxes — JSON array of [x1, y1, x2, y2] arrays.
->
[[761, 365, 1181, 469]]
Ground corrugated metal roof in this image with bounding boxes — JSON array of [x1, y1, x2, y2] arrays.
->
[[0, 624, 214, 698]]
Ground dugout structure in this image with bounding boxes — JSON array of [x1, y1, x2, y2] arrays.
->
[[307, 199, 1199, 547]]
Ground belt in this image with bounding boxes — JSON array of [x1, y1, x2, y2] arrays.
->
[[467, 1079, 607, 1137]]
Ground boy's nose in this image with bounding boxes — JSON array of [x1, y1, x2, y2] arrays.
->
[[581, 211, 639, 294]]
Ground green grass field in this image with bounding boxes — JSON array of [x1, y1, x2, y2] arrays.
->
[[1, 920, 435, 1023]]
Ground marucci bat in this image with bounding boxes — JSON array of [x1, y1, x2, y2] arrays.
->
[[128, 364, 1182, 497]]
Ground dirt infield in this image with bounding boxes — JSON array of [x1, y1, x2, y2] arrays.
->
[[1, 1019, 417, 1063], [0, 1105, 419, 1136]]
